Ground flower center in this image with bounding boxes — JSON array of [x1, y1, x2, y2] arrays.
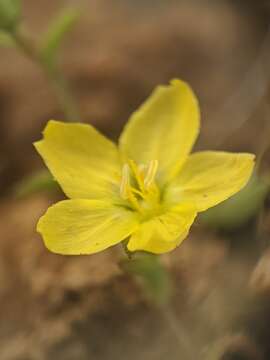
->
[[119, 159, 161, 217]]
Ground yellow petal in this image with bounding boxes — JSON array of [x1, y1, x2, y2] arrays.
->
[[37, 199, 139, 255], [127, 207, 197, 254], [119, 79, 200, 185], [164, 151, 255, 212], [34, 120, 121, 200]]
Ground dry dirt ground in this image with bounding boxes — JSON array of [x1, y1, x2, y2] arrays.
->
[[1, 1, 270, 359]]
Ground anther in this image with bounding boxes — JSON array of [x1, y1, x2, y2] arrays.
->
[[144, 160, 158, 189], [120, 164, 130, 199], [128, 159, 144, 191]]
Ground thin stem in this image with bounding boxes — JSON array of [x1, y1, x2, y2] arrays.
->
[[121, 249, 198, 358], [161, 305, 198, 360], [214, 24, 270, 148], [46, 65, 81, 122], [11, 26, 81, 122], [254, 103, 270, 172]]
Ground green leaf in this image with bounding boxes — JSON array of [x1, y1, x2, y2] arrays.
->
[[0, 0, 21, 30], [199, 173, 270, 230], [14, 169, 60, 198], [40, 7, 80, 65], [121, 253, 172, 306], [0, 30, 14, 46]]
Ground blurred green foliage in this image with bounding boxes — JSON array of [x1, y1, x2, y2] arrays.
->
[[0, 30, 14, 46], [199, 173, 269, 230], [0, 0, 20, 31]]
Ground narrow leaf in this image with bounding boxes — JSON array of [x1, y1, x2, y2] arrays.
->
[[14, 169, 60, 198], [41, 7, 80, 64]]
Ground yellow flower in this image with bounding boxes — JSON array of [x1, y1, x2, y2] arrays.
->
[[34, 79, 255, 255]]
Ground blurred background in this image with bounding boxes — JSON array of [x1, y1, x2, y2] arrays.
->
[[1, 0, 270, 359]]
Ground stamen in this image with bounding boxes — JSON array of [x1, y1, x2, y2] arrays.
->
[[128, 190, 142, 212], [130, 186, 144, 198], [128, 159, 144, 191], [144, 160, 159, 189], [120, 164, 143, 212], [138, 163, 147, 176], [120, 164, 130, 199]]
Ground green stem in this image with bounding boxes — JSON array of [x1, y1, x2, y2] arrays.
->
[[46, 65, 80, 122], [11, 26, 80, 122], [121, 251, 197, 358], [161, 305, 197, 360]]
